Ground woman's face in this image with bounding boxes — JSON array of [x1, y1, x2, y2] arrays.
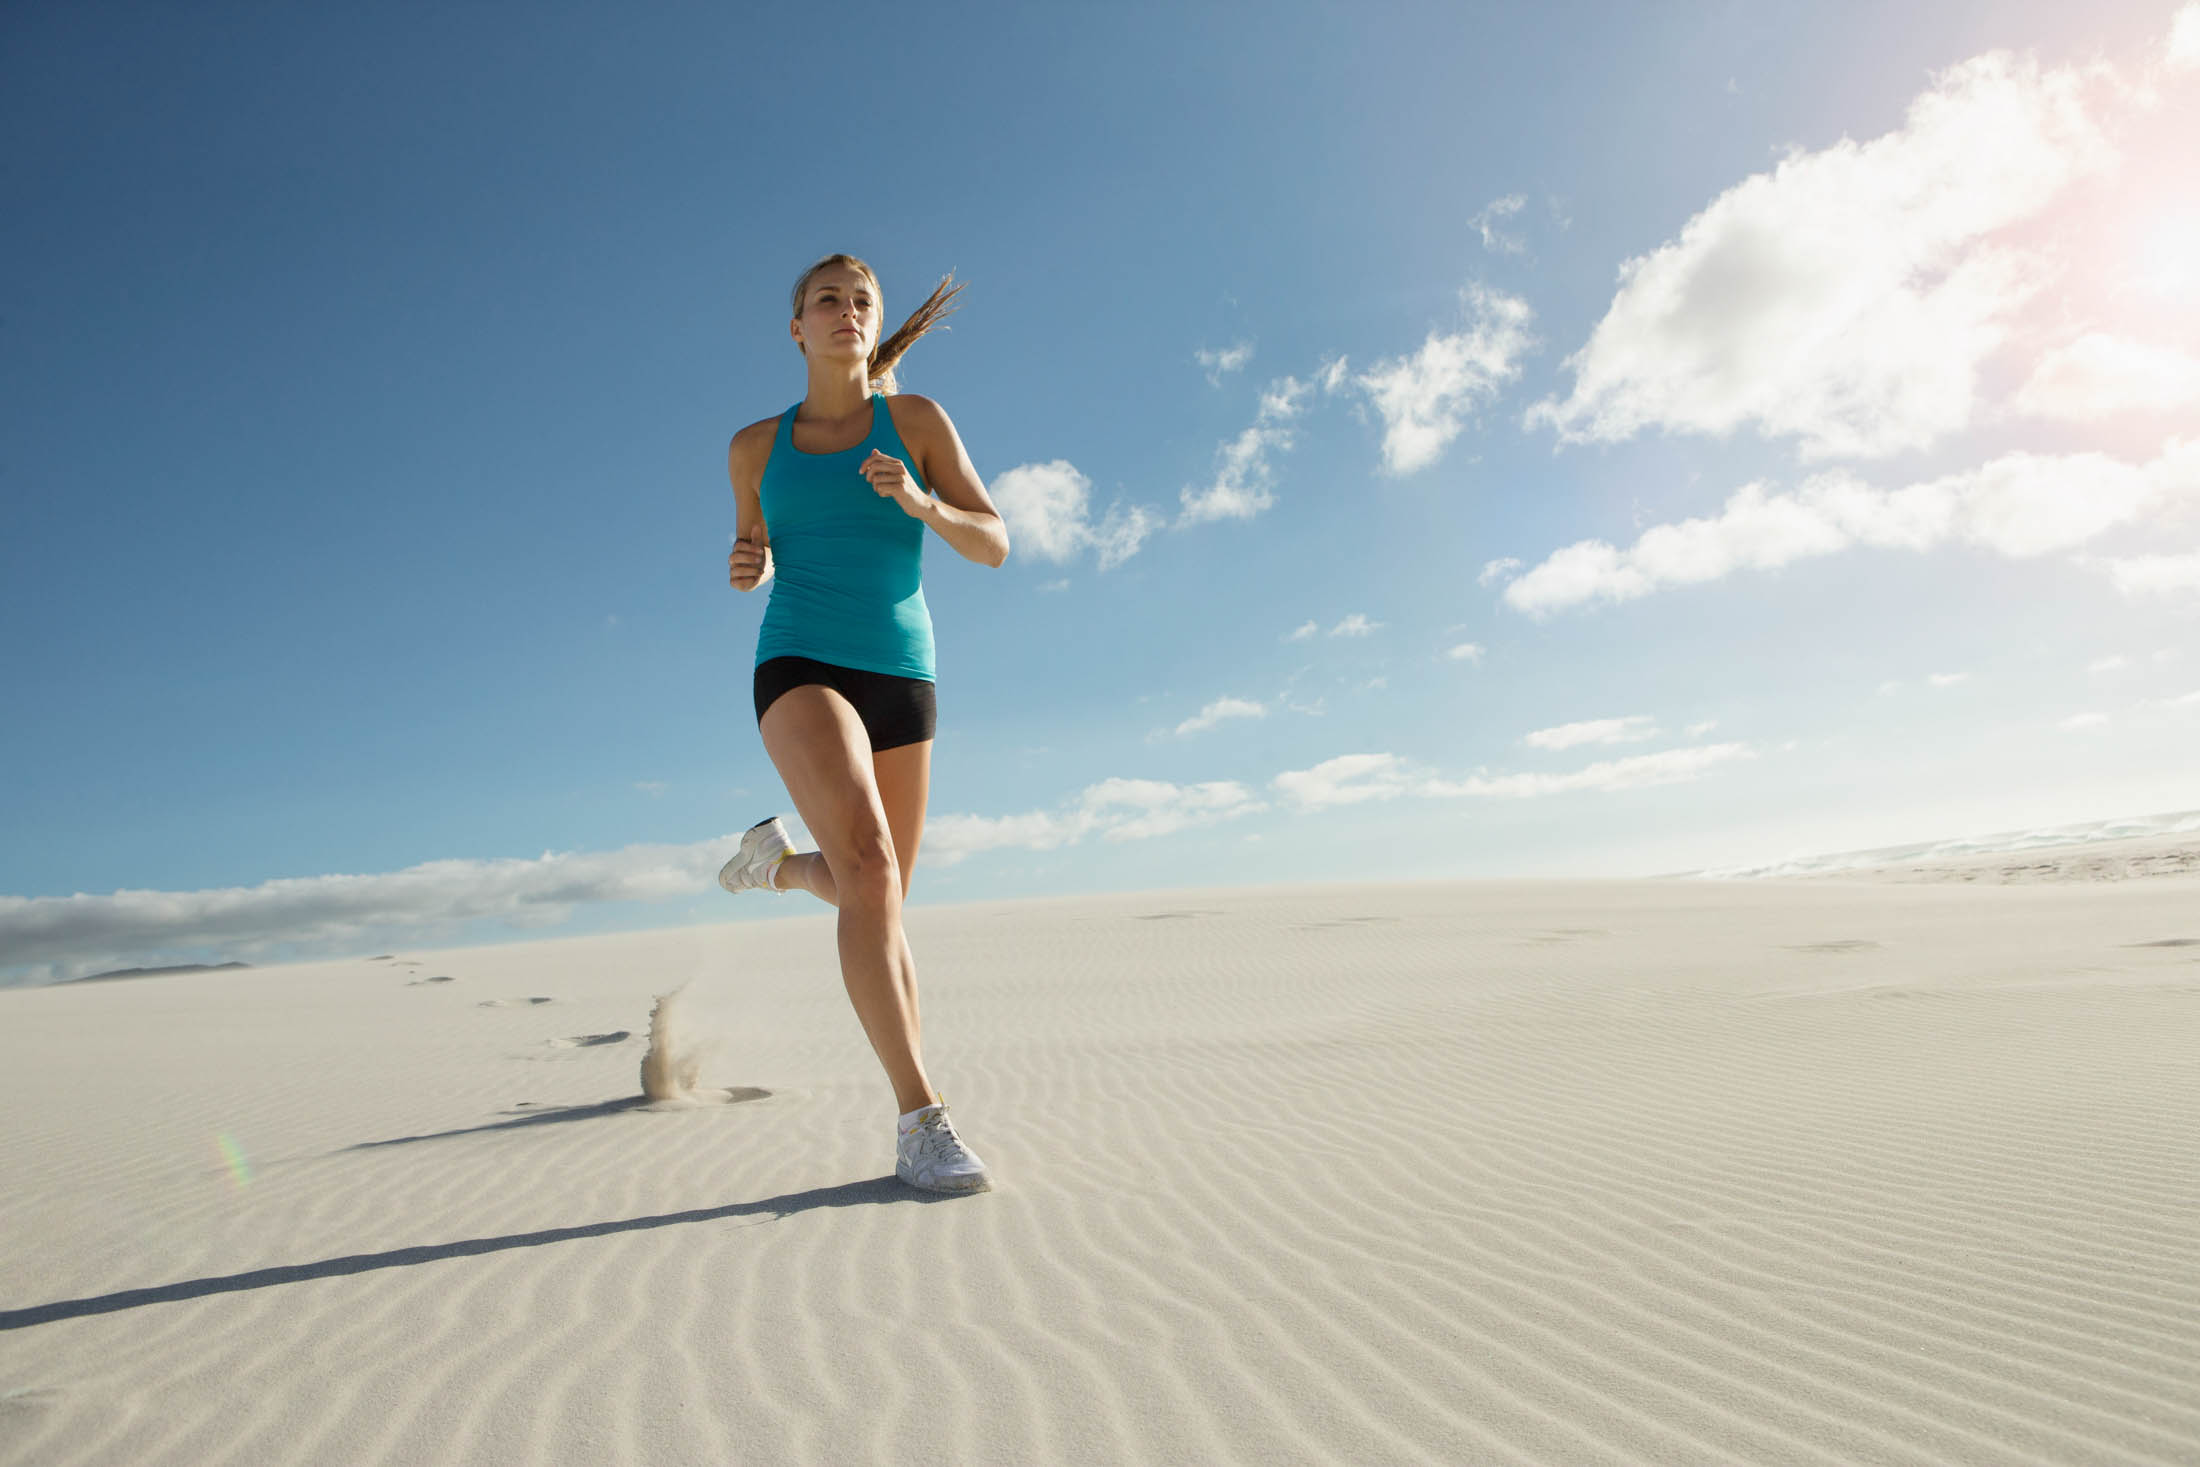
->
[[793, 265, 880, 362]]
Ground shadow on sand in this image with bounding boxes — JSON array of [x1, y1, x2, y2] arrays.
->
[[0, 1175, 942, 1331], [342, 1088, 774, 1151]]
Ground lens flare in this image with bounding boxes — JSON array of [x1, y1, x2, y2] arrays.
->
[[216, 1132, 253, 1188]]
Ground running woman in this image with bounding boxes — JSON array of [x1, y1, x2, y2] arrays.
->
[[721, 254, 1009, 1194]]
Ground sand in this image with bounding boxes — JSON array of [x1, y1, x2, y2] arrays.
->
[[2, 871, 2197, 1465]]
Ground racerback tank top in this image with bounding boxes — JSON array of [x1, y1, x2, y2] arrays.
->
[[754, 393, 935, 681]]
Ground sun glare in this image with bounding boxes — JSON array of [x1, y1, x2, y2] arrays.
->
[[2135, 207, 2200, 304]]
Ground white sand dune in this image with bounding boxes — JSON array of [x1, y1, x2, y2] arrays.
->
[[1, 873, 2196, 1465]]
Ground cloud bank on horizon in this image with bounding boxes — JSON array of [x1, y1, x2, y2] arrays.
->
[[0, 733, 1753, 982]]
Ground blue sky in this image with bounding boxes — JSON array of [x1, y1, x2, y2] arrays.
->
[[5, 0, 2198, 981]]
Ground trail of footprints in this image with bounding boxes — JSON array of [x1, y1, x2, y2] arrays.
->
[[367, 954, 633, 1063]]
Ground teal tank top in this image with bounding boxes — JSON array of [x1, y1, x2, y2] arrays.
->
[[755, 393, 936, 681]]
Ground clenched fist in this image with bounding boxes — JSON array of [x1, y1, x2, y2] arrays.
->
[[729, 535, 771, 591]]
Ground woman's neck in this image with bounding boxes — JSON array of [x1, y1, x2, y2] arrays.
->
[[801, 363, 874, 421]]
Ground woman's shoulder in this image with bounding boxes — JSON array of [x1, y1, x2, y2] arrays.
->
[[727, 414, 782, 488], [882, 393, 956, 440], [729, 414, 781, 459], [731, 413, 782, 448]]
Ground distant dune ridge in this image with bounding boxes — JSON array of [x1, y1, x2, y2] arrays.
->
[[1699, 807, 2200, 881], [67, 962, 250, 984]]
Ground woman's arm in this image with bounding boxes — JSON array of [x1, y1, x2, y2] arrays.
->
[[728, 420, 775, 591], [876, 395, 1010, 568]]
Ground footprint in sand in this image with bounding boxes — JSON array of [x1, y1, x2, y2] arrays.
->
[[1512, 927, 1610, 945], [545, 1031, 632, 1048], [478, 997, 555, 1008], [1133, 909, 1225, 921], [2128, 938, 2200, 948], [407, 975, 455, 986], [0, 1388, 64, 1421], [1788, 940, 1884, 954]]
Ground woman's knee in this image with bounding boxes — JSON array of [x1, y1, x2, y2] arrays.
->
[[832, 826, 902, 906]]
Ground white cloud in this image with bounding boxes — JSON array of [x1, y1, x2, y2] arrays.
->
[[1445, 642, 1486, 664], [1286, 620, 1319, 642], [1180, 376, 1311, 524], [2102, 551, 2200, 597], [1478, 557, 1522, 587], [0, 840, 740, 979], [2060, 712, 2111, 730], [1928, 672, 1970, 687], [1271, 754, 1417, 810], [1172, 697, 1266, 737], [1422, 744, 1754, 799], [1358, 286, 1535, 474], [1685, 719, 1719, 736], [2088, 654, 2131, 673], [991, 460, 1160, 571], [927, 778, 1263, 863], [1316, 357, 1350, 394], [635, 781, 667, 796], [1196, 342, 1254, 381], [1529, 51, 2115, 459], [2013, 334, 2200, 421], [1522, 715, 1660, 750], [1273, 743, 1753, 809], [2170, 4, 2200, 69], [1473, 194, 1528, 254], [1329, 613, 1381, 637], [1493, 439, 2200, 615]]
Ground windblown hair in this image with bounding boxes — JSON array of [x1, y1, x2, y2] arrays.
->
[[790, 253, 963, 394]]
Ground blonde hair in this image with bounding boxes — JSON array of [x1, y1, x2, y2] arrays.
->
[[789, 253, 963, 394]]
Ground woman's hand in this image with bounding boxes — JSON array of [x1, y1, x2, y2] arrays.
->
[[730, 536, 771, 591], [860, 450, 933, 520]]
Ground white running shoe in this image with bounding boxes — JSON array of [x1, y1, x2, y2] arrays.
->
[[717, 817, 793, 895], [896, 1104, 992, 1193]]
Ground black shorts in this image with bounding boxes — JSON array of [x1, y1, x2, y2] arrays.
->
[[753, 656, 937, 752]]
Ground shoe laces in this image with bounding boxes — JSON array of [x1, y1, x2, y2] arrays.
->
[[904, 1109, 966, 1164]]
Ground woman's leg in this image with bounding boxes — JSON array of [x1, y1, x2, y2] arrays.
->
[[773, 735, 928, 904], [758, 686, 936, 1114]]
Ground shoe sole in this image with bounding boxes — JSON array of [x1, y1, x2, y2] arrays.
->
[[717, 820, 787, 894], [896, 1164, 992, 1194]]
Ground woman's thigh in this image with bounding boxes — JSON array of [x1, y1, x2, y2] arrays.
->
[[757, 685, 893, 875], [871, 741, 932, 898]]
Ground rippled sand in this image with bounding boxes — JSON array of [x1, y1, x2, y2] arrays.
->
[[3, 874, 2197, 1465]]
